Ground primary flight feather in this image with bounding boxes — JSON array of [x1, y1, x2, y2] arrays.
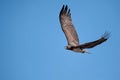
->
[[59, 5, 110, 53]]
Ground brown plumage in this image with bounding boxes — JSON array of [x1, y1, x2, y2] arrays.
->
[[59, 5, 110, 53]]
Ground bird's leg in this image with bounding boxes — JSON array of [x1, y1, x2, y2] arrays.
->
[[84, 50, 91, 54]]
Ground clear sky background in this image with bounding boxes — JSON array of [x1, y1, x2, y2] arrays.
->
[[0, 0, 120, 80]]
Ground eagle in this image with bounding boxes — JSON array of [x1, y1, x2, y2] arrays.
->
[[59, 5, 110, 53]]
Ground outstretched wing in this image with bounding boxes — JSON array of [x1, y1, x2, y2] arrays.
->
[[79, 32, 110, 49], [59, 5, 79, 46]]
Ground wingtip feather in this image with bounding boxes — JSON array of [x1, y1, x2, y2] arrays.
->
[[102, 32, 111, 39], [60, 5, 71, 16]]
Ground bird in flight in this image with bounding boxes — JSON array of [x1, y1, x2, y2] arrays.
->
[[59, 5, 110, 53]]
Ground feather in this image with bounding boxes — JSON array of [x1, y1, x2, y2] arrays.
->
[[59, 5, 79, 46], [78, 32, 110, 49]]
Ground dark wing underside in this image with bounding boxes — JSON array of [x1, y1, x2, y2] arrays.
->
[[59, 5, 79, 46], [79, 32, 110, 49]]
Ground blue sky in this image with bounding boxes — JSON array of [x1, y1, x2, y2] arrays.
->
[[0, 0, 120, 80]]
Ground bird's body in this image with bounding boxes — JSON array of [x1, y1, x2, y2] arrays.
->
[[59, 5, 110, 53]]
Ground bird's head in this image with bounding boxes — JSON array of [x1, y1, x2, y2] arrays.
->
[[65, 45, 72, 50]]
